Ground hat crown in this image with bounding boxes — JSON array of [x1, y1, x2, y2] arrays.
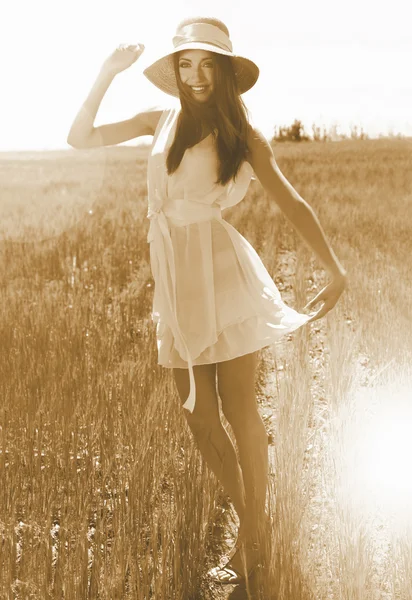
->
[[173, 22, 233, 53]]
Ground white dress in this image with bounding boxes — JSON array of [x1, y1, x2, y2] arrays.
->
[[146, 107, 310, 413]]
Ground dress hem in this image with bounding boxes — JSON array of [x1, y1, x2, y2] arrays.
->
[[157, 312, 310, 369]]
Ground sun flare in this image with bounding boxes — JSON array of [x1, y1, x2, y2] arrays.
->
[[333, 377, 412, 533]]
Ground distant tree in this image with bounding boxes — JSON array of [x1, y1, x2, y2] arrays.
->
[[272, 125, 288, 142], [312, 123, 330, 142], [272, 120, 310, 142], [385, 129, 404, 139], [289, 119, 310, 142], [273, 120, 371, 143], [312, 123, 322, 141], [350, 125, 369, 140]]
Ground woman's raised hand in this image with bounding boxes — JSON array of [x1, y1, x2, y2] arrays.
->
[[102, 43, 145, 76]]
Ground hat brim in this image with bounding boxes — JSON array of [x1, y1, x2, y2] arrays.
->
[[143, 43, 259, 97]]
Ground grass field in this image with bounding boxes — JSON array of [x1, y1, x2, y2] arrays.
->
[[1, 137, 411, 599]]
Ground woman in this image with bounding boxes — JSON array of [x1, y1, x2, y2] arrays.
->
[[67, 16, 346, 586]]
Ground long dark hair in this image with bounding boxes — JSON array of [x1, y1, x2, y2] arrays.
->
[[166, 40, 251, 186]]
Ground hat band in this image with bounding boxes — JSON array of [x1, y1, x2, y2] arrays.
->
[[172, 23, 233, 53]]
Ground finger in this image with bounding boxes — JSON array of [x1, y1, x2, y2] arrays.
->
[[303, 299, 315, 311], [304, 283, 335, 310], [305, 286, 328, 305], [307, 301, 334, 323], [306, 308, 324, 323], [304, 294, 325, 311], [128, 43, 144, 52]]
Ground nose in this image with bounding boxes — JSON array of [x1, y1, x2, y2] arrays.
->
[[188, 65, 208, 85]]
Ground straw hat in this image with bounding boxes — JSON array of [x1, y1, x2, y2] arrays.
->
[[143, 17, 259, 97]]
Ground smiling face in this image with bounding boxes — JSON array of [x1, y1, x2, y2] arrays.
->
[[177, 49, 215, 103]]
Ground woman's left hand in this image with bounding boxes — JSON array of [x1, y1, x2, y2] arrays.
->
[[303, 272, 347, 323]]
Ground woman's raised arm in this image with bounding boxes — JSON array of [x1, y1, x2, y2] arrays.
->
[[67, 43, 162, 148]]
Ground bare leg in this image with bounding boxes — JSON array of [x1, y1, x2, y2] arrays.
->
[[217, 352, 269, 543], [173, 363, 247, 528], [228, 411, 269, 542]]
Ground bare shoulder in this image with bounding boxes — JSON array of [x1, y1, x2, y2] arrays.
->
[[246, 123, 274, 167]]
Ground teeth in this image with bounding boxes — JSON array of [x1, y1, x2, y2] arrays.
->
[[192, 86, 206, 91]]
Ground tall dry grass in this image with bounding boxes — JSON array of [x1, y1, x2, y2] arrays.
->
[[0, 137, 411, 599]]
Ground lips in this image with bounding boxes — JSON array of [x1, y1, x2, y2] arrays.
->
[[191, 86, 208, 94]]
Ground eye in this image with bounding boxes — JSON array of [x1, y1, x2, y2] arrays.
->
[[179, 61, 213, 68]]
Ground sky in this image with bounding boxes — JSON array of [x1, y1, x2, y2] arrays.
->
[[1, 0, 411, 151]]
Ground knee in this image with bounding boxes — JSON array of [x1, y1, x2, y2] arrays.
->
[[217, 375, 257, 427], [183, 393, 221, 437], [219, 393, 251, 430], [184, 410, 222, 446], [218, 387, 261, 432], [218, 382, 236, 425], [174, 363, 220, 433]]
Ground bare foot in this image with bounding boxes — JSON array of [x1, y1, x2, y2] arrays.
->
[[217, 540, 262, 582]]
